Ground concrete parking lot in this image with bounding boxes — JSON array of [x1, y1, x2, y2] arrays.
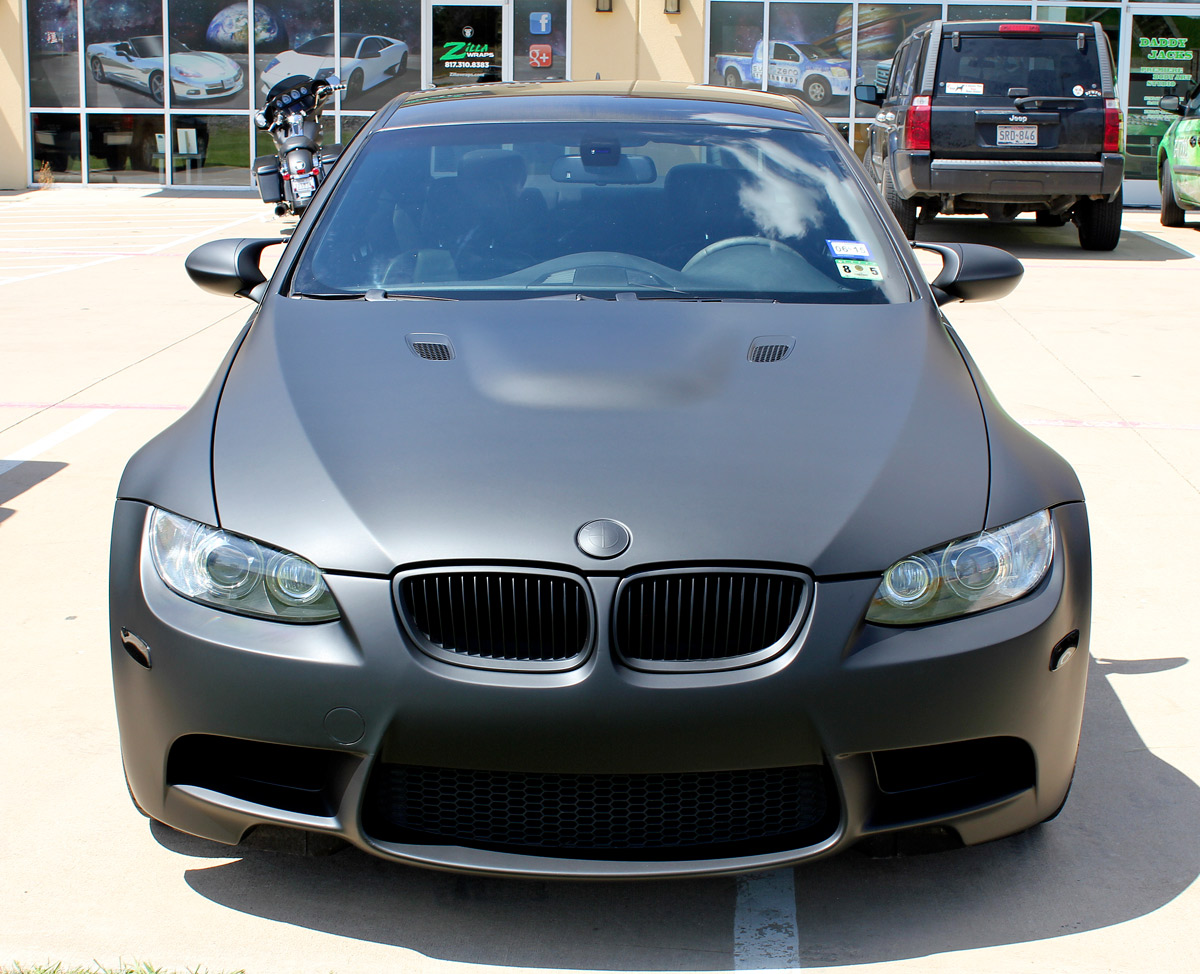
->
[[1, 187, 1197, 974]]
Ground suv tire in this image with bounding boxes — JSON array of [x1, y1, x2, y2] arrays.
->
[[1076, 187, 1122, 251], [1160, 161, 1186, 228], [883, 166, 917, 239]]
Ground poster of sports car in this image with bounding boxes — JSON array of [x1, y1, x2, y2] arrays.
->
[[338, 0, 421, 110], [83, 0, 163, 107], [251, 2, 333, 110]]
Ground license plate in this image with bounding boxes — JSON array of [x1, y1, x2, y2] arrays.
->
[[291, 174, 316, 198], [997, 124, 1038, 146]]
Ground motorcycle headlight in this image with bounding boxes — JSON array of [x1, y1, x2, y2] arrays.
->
[[148, 509, 339, 623], [830, 67, 849, 79], [866, 510, 1054, 625]]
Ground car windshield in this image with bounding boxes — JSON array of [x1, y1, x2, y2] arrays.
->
[[131, 37, 184, 58], [934, 33, 1106, 98], [294, 35, 360, 57], [291, 121, 909, 303]]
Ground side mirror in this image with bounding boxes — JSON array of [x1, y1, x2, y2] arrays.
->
[[1158, 96, 1183, 115], [913, 242, 1024, 305], [855, 84, 882, 106], [185, 238, 282, 301]]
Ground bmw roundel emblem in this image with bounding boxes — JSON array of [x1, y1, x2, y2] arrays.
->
[[576, 519, 631, 559]]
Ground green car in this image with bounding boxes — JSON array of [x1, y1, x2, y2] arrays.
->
[[1158, 84, 1200, 227]]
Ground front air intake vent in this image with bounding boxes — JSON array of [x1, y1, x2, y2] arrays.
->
[[748, 336, 795, 363], [406, 333, 455, 361]]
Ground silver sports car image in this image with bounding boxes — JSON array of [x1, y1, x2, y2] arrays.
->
[[110, 82, 1091, 879], [259, 33, 409, 99], [86, 36, 244, 104]]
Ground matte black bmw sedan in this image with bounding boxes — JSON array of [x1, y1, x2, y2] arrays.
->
[[110, 81, 1090, 878]]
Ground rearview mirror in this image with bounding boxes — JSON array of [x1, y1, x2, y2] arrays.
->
[[185, 238, 282, 301], [550, 154, 657, 184], [913, 242, 1024, 305]]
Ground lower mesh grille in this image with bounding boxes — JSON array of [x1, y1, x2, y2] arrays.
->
[[364, 763, 835, 856]]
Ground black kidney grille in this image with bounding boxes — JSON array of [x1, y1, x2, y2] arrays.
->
[[615, 571, 805, 665], [399, 572, 590, 663], [365, 764, 832, 853], [751, 344, 790, 363]]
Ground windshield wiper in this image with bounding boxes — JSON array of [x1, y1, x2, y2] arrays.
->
[[364, 289, 457, 301]]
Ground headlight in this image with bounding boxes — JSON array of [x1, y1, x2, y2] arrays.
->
[[830, 67, 849, 79], [148, 509, 339, 623], [866, 510, 1054, 625], [173, 67, 202, 79]]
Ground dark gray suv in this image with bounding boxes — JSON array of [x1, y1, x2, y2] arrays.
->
[[858, 20, 1124, 250]]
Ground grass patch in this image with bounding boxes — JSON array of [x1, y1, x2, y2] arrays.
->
[[2, 964, 246, 974]]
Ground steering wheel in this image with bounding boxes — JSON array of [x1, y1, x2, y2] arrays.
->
[[500, 252, 682, 288], [681, 236, 801, 273]]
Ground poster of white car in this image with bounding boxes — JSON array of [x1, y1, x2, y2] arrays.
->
[[259, 33, 409, 100], [86, 36, 244, 104]]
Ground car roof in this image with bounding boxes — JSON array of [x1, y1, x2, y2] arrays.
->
[[378, 81, 819, 130]]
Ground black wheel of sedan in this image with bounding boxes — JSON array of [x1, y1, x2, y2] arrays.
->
[[1075, 187, 1122, 251], [149, 72, 165, 105], [1160, 160, 1187, 228], [91, 58, 105, 83], [803, 76, 831, 106], [883, 165, 917, 239]]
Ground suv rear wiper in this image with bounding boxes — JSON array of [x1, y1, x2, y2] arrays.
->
[[1014, 95, 1085, 110]]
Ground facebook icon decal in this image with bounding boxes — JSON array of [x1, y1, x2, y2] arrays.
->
[[530, 12, 552, 34]]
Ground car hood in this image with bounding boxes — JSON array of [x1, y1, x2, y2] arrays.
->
[[211, 298, 989, 576], [173, 51, 237, 75]]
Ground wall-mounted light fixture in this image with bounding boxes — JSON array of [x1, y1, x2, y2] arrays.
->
[[664, 0, 680, 12], [596, 0, 612, 11]]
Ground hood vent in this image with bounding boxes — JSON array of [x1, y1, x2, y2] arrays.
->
[[406, 334, 455, 361], [748, 336, 796, 363]]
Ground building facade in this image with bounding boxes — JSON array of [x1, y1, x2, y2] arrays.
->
[[6, 0, 1199, 203]]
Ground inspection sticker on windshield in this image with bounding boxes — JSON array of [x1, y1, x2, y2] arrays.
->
[[946, 82, 984, 95], [836, 259, 883, 280], [827, 239, 871, 259]]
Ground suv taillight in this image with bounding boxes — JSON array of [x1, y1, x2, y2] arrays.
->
[[999, 23, 1040, 33], [1103, 99, 1123, 152], [905, 96, 931, 151]]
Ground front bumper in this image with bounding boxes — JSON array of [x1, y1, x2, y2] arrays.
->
[[110, 500, 1091, 878], [897, 150, 1125, 201]]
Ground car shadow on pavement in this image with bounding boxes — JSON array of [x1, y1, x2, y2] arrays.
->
[[917, 218, 1196, 261], [170, 654, 1197, 970], [0, 460, 67, 526]]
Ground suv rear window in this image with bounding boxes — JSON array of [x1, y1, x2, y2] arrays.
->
[[934, 33, 1105, 98]]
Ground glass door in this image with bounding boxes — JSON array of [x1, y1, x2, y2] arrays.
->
[[1122, 4, 1200, 201], [425, 1, 511, 87]]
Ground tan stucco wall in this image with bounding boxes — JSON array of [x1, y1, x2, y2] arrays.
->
[[570, 0, 705, 83], [1, 0, 28, 188]]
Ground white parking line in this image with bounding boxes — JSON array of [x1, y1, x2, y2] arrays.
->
[[0, 410, 114, 477], [733, 869, 801, 969]]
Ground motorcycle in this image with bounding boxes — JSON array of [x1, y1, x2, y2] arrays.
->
[[253, 74, 345, 216]]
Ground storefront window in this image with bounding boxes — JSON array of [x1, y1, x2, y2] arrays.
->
[[29, 0, 80, 108], [83, 0, 164, 108], [765, 3, 854, 116], [167, 0, 251, 111], [708, 1, 765, 87], [855, 3, 941, 116], [513, 0, 568, 81], [31, 113, 83, 182], [1126, 13, 1200, 180], [947, 5, 1032, 19], [85, 112, 165, 183], [170, 114, 251, 185], [339, 0, 423, 110], [255, 3, 335, 109]]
